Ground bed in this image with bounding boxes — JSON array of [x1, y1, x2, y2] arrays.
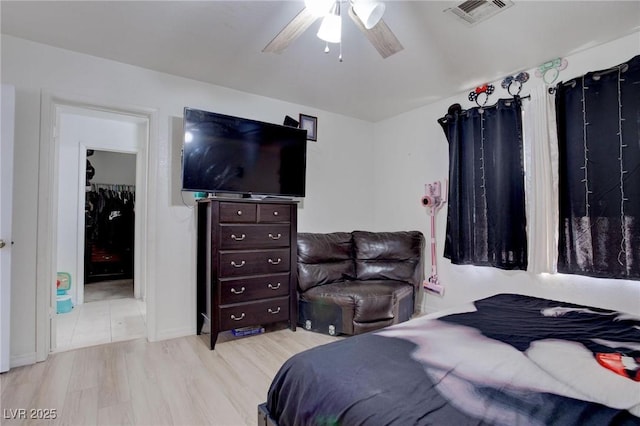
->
[[258, 293, 640, 425]]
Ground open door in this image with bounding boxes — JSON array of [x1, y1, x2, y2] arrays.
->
[[1, 84, 16, 372]]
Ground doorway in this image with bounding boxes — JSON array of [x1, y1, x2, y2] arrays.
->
[[51, 106, 149, 352], [84, 150, 136, 296]]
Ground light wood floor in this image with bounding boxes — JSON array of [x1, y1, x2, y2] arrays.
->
[[1, 327, 339, 426]]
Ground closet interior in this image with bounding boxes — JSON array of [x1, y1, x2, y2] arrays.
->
[[84, 150, 136, 284]]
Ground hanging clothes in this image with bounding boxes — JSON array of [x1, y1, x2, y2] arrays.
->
[[85, 184, 135, 282]]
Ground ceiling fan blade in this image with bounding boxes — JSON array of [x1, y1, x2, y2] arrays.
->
[[348, 6, 403, 59], [263, 7, 318, 54]]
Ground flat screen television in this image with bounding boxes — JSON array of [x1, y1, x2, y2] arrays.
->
[[181, 107, 307, 197]]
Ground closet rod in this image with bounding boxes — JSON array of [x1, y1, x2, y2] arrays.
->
[[90, 183, 135, 191]]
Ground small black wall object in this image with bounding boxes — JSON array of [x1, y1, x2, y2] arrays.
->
[[283, 115, 299, 127]]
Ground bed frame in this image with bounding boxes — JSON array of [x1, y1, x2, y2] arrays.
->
[[257, 403, 278, 426]]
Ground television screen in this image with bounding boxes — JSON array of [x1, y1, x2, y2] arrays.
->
[[181, 108, 307, 197]]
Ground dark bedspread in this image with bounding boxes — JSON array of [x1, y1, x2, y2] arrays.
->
[[266, 294, 640, 425]]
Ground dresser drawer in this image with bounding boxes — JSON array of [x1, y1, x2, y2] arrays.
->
[[219, 297, 289, 330], [219, 273, 290, 304], [219, 224, 290, 249], [258, 204, 291, 223], [219, 202, 257, 223], [219, 249, 291, 277]]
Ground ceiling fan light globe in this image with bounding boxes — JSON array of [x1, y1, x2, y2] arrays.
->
[[353, 1, 385, 29], [317, 14, 342, 43], [305, 0, 335, 17]]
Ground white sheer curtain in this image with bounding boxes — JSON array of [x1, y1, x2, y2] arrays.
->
[[522, 86, 559, 274]]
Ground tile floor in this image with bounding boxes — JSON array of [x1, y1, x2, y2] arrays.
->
[[84, 278, 135, 302], [54, 296, 146, 352]]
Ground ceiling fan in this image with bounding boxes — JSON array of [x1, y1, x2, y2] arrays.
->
[[263, 0, 403, 59]]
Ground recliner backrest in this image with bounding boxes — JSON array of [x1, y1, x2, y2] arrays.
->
[[352, 230, 424, 287], [297, 232, 355, 292]]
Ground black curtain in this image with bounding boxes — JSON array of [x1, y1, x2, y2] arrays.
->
[[439, 98, 527, 270], [556, 55, 640, 280]]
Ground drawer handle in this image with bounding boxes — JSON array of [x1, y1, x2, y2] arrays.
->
[[230, 287, 246, 294], [236, 210, 243, 216], [268, 282, 281, 290], [268, 233, 282, 240], [268, 307, 281, 315], [231, 234, 246, 241], [231, 260, 246, 268], [268, 258, 282, 265], [273, 211, 279, 216], [230, 313, 245, 321]]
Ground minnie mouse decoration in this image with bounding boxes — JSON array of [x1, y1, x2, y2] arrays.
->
[[535, 58, 568, 84], [501, 72, 530, 96], [468, 84, 495, 107]]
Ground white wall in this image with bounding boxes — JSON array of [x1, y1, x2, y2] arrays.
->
[[372, 32, 640, 316], [90, 150, 137, 186], [2, 35, 374, 365]]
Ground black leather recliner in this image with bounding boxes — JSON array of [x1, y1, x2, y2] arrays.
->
[[297, 230, 425, 335]]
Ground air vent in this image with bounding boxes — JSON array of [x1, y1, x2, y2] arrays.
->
[[446, 0, 514, 26]]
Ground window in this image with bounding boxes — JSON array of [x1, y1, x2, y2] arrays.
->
[[439, 99, 527, 270], [555, 55, 640, 279]]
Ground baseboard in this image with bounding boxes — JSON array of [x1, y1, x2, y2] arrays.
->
[[153, 325, 194, 342], [11, 351, 37, 368]]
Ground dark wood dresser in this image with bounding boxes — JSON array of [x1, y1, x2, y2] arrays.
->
[[196, 198, 298, 349]]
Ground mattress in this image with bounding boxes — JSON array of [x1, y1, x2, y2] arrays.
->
[[264, 293, 640, 425]]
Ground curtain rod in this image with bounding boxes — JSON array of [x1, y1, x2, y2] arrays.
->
[[438, 95, 531, 124]]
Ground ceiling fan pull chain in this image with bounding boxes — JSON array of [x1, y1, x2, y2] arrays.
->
[[324, 42, 330, 53], [339, 40, 343, 62]]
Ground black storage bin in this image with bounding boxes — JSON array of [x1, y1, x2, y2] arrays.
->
[[298, 299, 345, 336]]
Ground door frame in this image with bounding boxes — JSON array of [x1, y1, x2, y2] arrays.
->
[[37, 91, 157, 360]]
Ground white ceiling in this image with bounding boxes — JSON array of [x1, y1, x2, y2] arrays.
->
[[2, 1, 639, 122]]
